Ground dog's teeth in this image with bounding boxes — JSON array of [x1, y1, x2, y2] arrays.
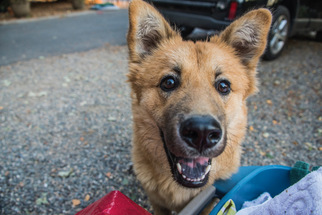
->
[[180, 165, 212, 182], [176, 163, 182, 174], [201, 174, 205, 180], [205, 165, 211, 175]]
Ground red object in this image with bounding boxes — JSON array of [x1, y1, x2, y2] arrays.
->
[[228, 2, 238, 20], [76, 191, 151, 215]]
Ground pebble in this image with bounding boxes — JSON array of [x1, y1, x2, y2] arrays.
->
[[263, 133, 270, 138]]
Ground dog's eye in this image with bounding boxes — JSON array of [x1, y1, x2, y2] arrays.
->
[[160, 76, 179, 92], [216, 80, 231, 95]]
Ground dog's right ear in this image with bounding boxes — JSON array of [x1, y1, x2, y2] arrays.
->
[[127, 0, 178, 62], [215, 9, 272, 68]]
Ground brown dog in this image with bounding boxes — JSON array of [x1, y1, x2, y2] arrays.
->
[[127, 0, 272, 214]]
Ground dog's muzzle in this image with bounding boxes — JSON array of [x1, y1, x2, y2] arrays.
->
[[161, 115, 225, 188]]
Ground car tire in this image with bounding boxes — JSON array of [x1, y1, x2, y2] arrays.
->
[[316, 31, 322, 42], [263, 6, 290, 60]]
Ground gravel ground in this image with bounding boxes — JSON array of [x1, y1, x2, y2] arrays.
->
[[0, 39, 321, 214]]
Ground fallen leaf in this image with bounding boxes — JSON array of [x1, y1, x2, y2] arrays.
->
[[108, 116, 117, 121], [259, 151, 266, 156], [84, 194, 90, 201], [58, 168, 74, 178], [3, 80, 11, 87], [274, 80, 280, 86], [262, 132, 269, 138], [249, 126, 254, 131], [292, 141, 298, 145], [266, 100, 272, 105], [36, 193, 49, 205], [272, 120, 278, 125], [64, 76, 71, 83], [121, 178, 129, 185], [282, 152, 286, 156], [80, 137, 84, 141], [28, 92, 37, 97], [80, 101, 87, 106], [38, 91, 47, 97], [72, 199, 81, 207], [317, 129, 322, 137], [106, 172, 112, 178], [319, 147, 322, 151], [28, 91, 47, 97], [304, 142, 314, 150]]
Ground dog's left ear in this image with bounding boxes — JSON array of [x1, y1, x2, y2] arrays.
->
[[216, 9, 272, 68], [127, 0, 178, 62]]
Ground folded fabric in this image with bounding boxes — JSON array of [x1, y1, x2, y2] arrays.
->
[[240, 192, 272, 209], [236, 167, 322, 215]]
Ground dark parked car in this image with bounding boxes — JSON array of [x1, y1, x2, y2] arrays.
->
[[145, 0, 322, 60]]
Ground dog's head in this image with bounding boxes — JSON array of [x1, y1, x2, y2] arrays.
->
[[127, 0, 271, 188]]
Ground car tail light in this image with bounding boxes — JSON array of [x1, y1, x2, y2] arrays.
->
[[228, 2, 238, 20]]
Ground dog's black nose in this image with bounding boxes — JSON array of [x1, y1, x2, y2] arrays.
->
[[180, 116, 222, 152]]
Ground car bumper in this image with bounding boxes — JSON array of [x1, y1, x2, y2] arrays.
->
[[159, 10, 231, 30]]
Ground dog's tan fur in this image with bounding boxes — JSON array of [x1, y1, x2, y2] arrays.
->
[[127, 0, 272, 214]]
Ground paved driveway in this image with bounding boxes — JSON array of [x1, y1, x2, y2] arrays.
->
[[0, 10, 128, 66]]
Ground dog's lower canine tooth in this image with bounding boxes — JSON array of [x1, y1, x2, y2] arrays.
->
[[201, 174, 205, 180], [205, 165, 211, 175], [176, 163, 182, 174]]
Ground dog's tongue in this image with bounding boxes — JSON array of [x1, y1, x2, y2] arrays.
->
[[178, 157, 210, 179], [178, 157, 209, 168]]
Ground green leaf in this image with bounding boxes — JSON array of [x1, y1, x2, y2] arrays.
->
[[36, 193, 49, 205], [58, 168, 74, 178], [121, 178, 129, 185]]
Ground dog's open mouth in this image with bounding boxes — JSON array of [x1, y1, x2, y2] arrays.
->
[[163, 142, 211, 188]]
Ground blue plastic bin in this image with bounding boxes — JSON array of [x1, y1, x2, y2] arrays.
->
[[209, 165, 291, 214]]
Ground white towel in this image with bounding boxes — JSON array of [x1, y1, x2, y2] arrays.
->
[[236, 167, 322, 215]]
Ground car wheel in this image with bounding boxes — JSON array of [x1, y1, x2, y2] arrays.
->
[[179, 26, 194, 38], [263, 6, 290, 60]]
